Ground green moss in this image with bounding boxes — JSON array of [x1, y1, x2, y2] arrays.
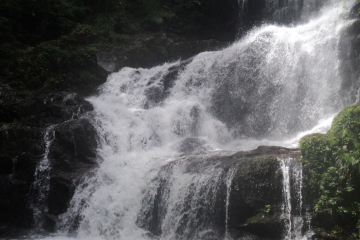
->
[[328, 104, 360, 149], [246, 213, 272, 224], [300, 103, 360, 237], [0, 39, 106, 93]]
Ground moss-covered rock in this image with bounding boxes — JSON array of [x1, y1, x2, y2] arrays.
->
[[0, 86, 98, 237], [95, 32, 227, 73], [228, 155, 285, 239], [138, 146, 299, 240], [328, 103, 360, 148], [300, 103, 360, 238]]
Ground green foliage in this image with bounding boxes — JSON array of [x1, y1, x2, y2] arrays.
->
[[0, 41, 105, 92], [300, 104, 360, 238], [263, 204, 271, 214], [300, 133, 333, 195], [0, 0, 89, 44], [0, 0, 237, 93]]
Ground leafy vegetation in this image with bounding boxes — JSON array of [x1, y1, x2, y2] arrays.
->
[[263, 204, 271, 214], [301, 104, 360, 238], [0, 0, 237, 93]]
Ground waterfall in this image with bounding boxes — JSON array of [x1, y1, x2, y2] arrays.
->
[[224, 168, 236, 240], [135, 158, 236, 240], [38, 0, 358, 239], [280, 157, 292, 240], [32, 126, 55, 228], [279, 156, 313, 240]]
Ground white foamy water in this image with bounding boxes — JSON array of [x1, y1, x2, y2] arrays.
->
[[37, 1, 357, 239], [32, 125, 56, 228]]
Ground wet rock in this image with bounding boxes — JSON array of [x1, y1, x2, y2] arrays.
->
[[178, 137, 210, 155], [42, 214, 58, 232], [228, 230, 261, 240], [0, 125, 42, 230], [227, 155, 284, 239], [0, 86, 93, 126], [311, 229, 339, 240], [143, 59, 191, 107], [237, 213, 284, 240], [349, 2, 360, 19], [46, 118, 98, 216], [0, 90, 98, 237], [96, 33, 227, 73], [338, 20, 360, 102], [137, 146, 300, 239], [238, 0, 325, 34]]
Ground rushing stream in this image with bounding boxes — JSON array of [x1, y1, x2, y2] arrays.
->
[[37, 0, 358, 239]]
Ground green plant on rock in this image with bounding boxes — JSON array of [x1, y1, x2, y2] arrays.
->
[[301, 104, 360, 238], [263, 204, 271, 214]]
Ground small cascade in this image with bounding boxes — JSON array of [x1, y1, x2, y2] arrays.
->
[[136, 158, 237, 240], [37, 1, 357, 240], [238, 0, 247, 9], [292, 160, 305, 240], [225, 168, 236, 240], [279, 156, 311, 240], [31, 125, 56, 227], [280, 157, 292, 240]]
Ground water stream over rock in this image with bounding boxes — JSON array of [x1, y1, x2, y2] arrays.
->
[[32, 126, 56, 229], [32, 1, 360, 239]]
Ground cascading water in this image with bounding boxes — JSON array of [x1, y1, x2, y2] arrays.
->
[[40, 1, 358, 239], [135, 158, 236, 240], [279, 156, 310, 240], [280, 157, 292, 240], [32, 126, 56, 228], [224, 168, 236, 240]]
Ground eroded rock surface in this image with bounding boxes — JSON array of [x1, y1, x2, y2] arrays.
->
[[0, 86, 98, 237], [96, 33, 227, 73], [137, 146, 300, 240]]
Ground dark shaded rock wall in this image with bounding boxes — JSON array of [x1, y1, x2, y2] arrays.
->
[[227, 147, 301, 239], [96, 33, 227, 73], [96, 0, 326, 74], [338, 17, 360, 104], [238, 0, 325, 34], [137, 145, 300, 240], [0, 86, 99, 237]]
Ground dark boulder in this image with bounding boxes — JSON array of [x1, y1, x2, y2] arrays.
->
[[137, 146, 300, 239], [143, 58, 192, 108], [0, 125, 43, 234], [96, 33, 227, 73], [0, 88, 98, 237], [349, 1, 360, 19], [338, 19, 360, 103], [177, 137, 211, 155], [238, 0, 325, 34], [227, 155, 284, 239], [41, 118, 98, 229], [0, 85, 93, 126]]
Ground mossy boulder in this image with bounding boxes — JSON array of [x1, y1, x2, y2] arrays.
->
[[300, 103, 360, 238], [301, 103, 360, 164], [338, 19, 360, 102], [138, 146, 299, 239], [228, 155, 285, 239], [328, 103, 360, 149], [301, 104, 360, 170], [95, 33, 226, 73], [0, 88, 98, 237]]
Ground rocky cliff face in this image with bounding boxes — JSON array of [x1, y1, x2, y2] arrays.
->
[[95, 0, 327, 75], [96, 33, 227, 73], [136, 146, 300, 240], [237, 0, 325, 33], [0, 86, 98, 237], [338, 17, 360, 104], [1, 1, 359, 239]]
